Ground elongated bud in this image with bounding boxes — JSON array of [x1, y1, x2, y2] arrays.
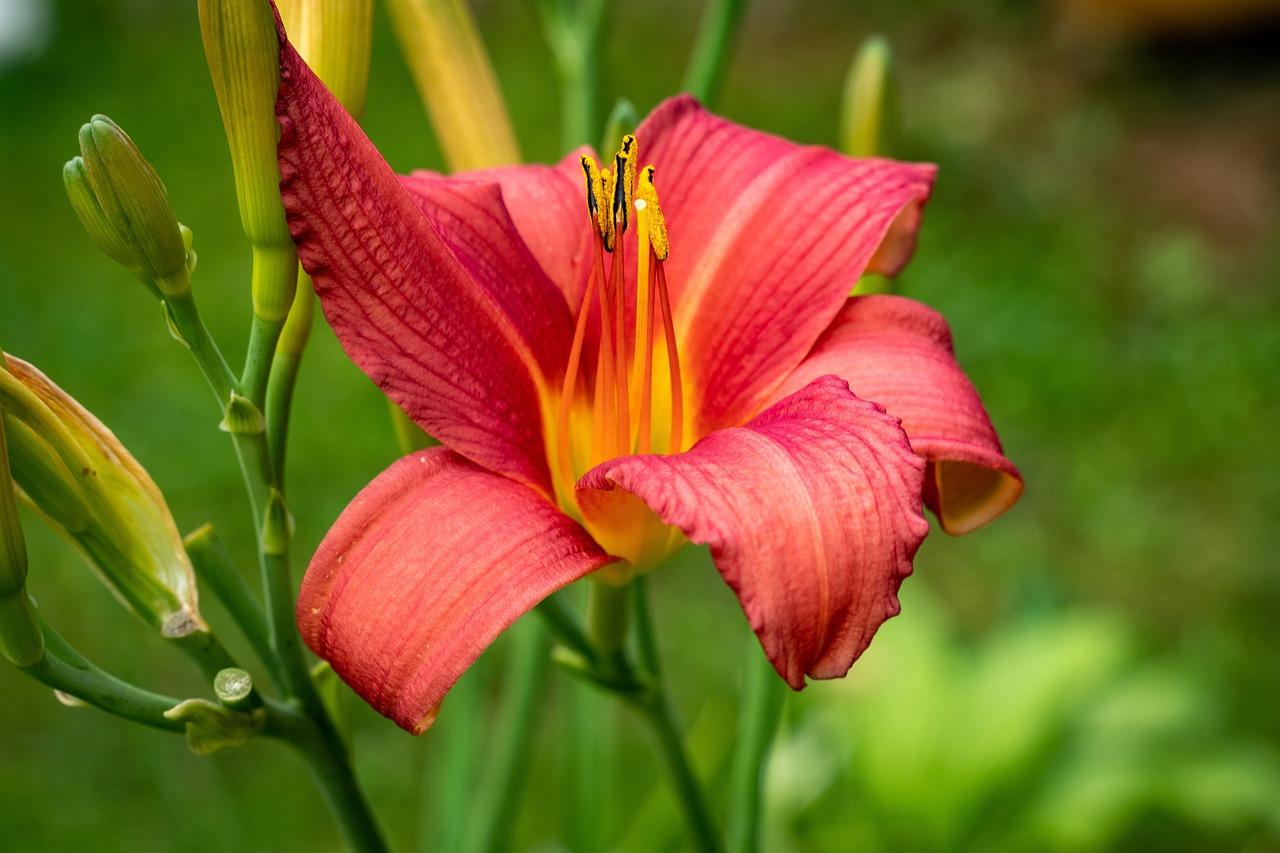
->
[[385, 0, 520, 170], [199, 0, 291, 250], [0, 393, 44, 667], [199, 0, 297, 322], [70, 117, 190, 296], [278, 0, 374, 119], [840, 34, 898, 159], [0, 354, 204, 638]]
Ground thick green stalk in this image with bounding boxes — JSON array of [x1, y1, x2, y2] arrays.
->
[[534, 0, 607, 150], [726, 649, 786, 853], [22, 621, 185, 732], [682, 0, 749, 106], [164, 277, 386, 849], [630, 579, 724, 853], [587, 580, 629, 673], [420, 671, 482, 852], [183, 523, 278, 687], [466, 622, 551, 853], [633, 690, 724, 853]]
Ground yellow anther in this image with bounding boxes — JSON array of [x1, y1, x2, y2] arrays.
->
[[599, 166, 617, 252], [637, 165, 669, 261], [612, 134, 636, 235], [580, 155, 616, 250]]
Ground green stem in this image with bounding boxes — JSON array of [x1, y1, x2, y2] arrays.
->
[[269, 702, 389, 853], [536, 592, 597, 665], [241, 313, 285, 409], [23, 622, 185, 732], [566, 677, 605, 852], [587, 580, 629, 673], [629, 579, 724, 853], [164, 295, 236, 402], [726, 648, 786, 853], [266, 347, 303, 480], [535, 0, 607, 150], [682, 0, 749, 105], [183, 523, 279, 687], [422, 671, 482, 852], [467, 621, 550, 853], [633, 691, 724, 853], [164, 256, 385, 850]]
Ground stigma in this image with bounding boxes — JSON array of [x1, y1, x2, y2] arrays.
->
[[555, 135, 683, 512]]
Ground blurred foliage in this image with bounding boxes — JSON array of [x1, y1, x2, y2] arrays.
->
[[0, 0, 1278, 850], [772, 589, 1280, 851]]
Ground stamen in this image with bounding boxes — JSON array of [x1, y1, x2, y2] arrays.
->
[[580, 155, 615, 251], [638, 166, 669, 261], [656, 261, 683, 453], [612, 134, 636, 236], [556, 240, 603, 497], [608, 238, 630, 455], [631, 196, 653, 452]]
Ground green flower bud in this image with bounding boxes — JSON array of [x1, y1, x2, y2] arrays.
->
[[63, 156, 155, 293], [0, 405, 44, 667], [0, 354, 204, 638], [75, 116, 190, 296], [840, 34, 898, 159], [199, 0, 290, 245], [278, 0, 374, 119]]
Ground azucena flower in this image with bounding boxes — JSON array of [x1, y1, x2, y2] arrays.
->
[[274, 31, 1022, 734]]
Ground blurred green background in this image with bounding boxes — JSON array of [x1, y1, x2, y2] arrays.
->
[[2, 0, 1279, 850]]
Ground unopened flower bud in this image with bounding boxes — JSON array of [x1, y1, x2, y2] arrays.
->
[[75, 116, 190, 296], [278, 0, 374, 119], [199, 0, 290, 246], [0, 354, 204, 638], [385, 0, 520, 170], [840, 34, 898, 159], [0, 404, 43, 667]]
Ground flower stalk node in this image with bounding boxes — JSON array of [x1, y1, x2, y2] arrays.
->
[[218, 391, 265, 435]]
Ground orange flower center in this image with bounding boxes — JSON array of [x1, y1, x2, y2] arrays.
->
[[550, 136, 685, 546]]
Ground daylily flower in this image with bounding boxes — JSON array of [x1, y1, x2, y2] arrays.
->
[[274, 27, 1021, 734]]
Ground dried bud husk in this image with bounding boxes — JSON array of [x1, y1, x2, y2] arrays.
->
[[74, 116, 190, 296], [0, 353, 204, 638], [278, 0, 374, 119]]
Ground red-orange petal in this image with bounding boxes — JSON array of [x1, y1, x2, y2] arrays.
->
[[298, 448, 612, 733], [776, 295, 1023, 534], [578, 376, 928, 688], [635, 95, 937, 437], [276, 26, 573, 495]]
